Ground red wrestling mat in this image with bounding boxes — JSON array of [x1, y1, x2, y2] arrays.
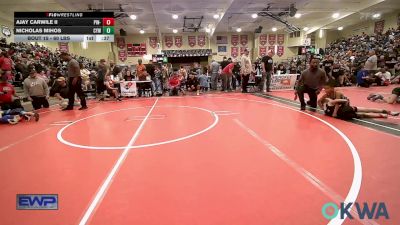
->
[[0, 94, 398, 225]]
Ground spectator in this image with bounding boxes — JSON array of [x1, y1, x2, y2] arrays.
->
[[60, 52, 87, 110], [364, 50, 378, 74], [123, 69, 134, 81], [186, 72, 200, 95], [261, 51, 274, 92], [209, 60, 220, 90], [198, 72, 209, 92], [97, 59, 109, 100], [221, 59, 238, 92], [23, 67, 49, 110], [374, 67, 391, 86], [356, 66, 371, 87], [104, 75, 122, 101], [240, 48, 252, 93], [0, 70, 21, 110]]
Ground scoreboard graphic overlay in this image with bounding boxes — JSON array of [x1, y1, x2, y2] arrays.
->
[[14, 12, 114, 42]]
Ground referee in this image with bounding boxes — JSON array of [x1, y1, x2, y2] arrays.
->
[[60, 52, 87, 110]]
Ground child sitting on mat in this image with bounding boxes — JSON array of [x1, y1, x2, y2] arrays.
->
[[318, 83, 399, 120]]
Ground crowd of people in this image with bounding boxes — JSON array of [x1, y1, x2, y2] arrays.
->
[[1, 24, 400, 125]]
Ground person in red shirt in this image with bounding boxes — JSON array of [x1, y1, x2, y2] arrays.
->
[[0, 70, 20, 110], [221, 59, 238, 92], [0, 52, 13, 71]]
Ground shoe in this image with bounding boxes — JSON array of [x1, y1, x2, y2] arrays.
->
[[78, 106, 88, 110], [99, 98, 105, 101], [62, 107, 73, 111], [34, 113, 39, 122], [367, 93, 376, 100], [390, 111, 399, 116], [300, 105, 306, 111], [116, 98, 122, 101]]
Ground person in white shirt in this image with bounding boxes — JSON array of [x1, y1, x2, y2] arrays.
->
[[364, 50, 378, 75], [240, 48, 252, 93], [374, 68, 391, 85]]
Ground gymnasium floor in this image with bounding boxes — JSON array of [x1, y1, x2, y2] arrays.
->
[[0, 87, 399, 225]]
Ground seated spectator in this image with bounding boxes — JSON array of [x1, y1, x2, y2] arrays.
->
[[186, 72, 200, 95], [104, 75, 122, 101], [319, 83, 399, 120], [0, 70, 22, 110], [374, 68, 391, 85], [123, 69, 134, 81], [356, 67, 372, 87], [168, 70, 184, 96]]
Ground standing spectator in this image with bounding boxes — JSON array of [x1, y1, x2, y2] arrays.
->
[[209, 60, 220, 90], [365, 50, 378, 75], [0, 52, 13, 82], [261, 51, 274, 92], [240, 48, 252, 93], [60, 52, 87, 110], [136, 59, 147, 81], [220, 56, 229, 70], [221, 59, 238, 92], [96, 59, 109, 100], [198, 73, 209, 92], [23, 67, 49, 110], [296, 58, 327, 111]]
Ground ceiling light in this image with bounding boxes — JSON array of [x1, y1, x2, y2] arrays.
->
[[140, 29, 145, 34], [332, 13, 340, 18], [338, 26, 343, 31], [130, 14, 137, 20], [294, 13, 301, 18], [236, 28, 242, 32], [172, 14, 178, 19], [319, 29, 323, 38], [372, 13, 381, 18], [213, 14, 220, 19], [251, 14, 258, 19], [303, 27, 309, 31], [272, 27, 277, 32], [173, 29, 178, 33], [205, 28, 211, 33]]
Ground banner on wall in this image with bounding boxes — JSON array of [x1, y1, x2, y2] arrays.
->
[[198, 35, 206, 47], [188, 36, 196, 47], [231, 34, 239, 46], [216, 36, 228, 44], [165, 36, 173, 48], [149, 37, 158, 49], [277, 46, 284, 57], [268, 46, 275, 56], [240, 47, 247, 56], [240, 35, 248, 46], [259, 35, 267, 46], [58, 42, 69, 52], [118, 49, 127, 62], [116, 37, 125, 49], [231, 47, 239, 58], [277, 34, 285, 45], [120, 81, 137, 97], [374, 20, 385, 34], [268, 34, 276, 45], [175, 36, 182, 48], [259, 46, 267, 56]]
